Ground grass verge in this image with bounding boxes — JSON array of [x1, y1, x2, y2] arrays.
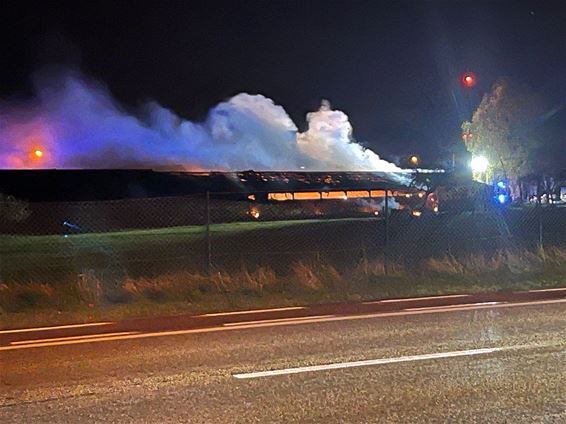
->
[[1, 247, 565, 329]]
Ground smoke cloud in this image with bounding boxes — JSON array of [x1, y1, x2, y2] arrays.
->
[[0, 70, 402, 173]]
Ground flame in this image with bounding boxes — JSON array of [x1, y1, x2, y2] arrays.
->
[[249, 207, 260, 219]]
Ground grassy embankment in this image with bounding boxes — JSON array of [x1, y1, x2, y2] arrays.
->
[[1, 218, 565, 329]]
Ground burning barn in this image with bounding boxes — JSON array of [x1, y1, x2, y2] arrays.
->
[[0, 169, 429, 234]]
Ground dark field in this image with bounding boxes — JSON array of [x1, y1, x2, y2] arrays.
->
[[1, 205, 564, 284]]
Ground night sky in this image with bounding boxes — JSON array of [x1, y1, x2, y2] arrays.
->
[[1, 0, 564, 164]]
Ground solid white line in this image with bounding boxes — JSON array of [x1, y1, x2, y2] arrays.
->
[[0, 322, 113, 335], [403, 301, 500, 311], [11, 331, 139, 345], [223, 314, 335, 327], [198, 306, 306, 317], [374, 294, 471, 303], [233, 347, 503, 379], [2, 297, 565, 352], [528, 287, 566, 293]]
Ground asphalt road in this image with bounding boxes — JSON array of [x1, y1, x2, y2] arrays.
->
[[1, 289, 566, 423]]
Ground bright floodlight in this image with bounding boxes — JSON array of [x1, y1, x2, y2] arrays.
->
[[471, 156, 488, 173]]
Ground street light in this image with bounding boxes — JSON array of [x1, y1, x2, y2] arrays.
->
[[409, 155, 419, 166], [471, 155, 489, 173]]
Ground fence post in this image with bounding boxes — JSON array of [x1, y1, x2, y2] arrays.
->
[[205, 191, 212, 275], [384, 189, 389, 276], [538, 202, 544, 249]]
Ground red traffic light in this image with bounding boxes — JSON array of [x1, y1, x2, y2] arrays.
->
[[461, 72, 477, 88]]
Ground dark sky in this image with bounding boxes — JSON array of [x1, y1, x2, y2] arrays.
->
[[1, 0, 565, 163]]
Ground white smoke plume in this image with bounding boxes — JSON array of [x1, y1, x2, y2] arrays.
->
[[0, 70, 402, 173]]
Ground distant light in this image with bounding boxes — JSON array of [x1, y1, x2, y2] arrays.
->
[[471, 156, 489, 173], [374, 210, 379, 216], [433, 206, 439, 213], [409, 155, 419, 166], [498, 194, 506, 204], [411, 210, 422, 217], [33, 149, 44, 158], [461, 72, 477, 88], [496, 181, 506, 189], [417, 192, 425, 198]]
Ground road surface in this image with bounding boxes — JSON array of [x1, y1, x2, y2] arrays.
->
[[2, 288, 566, 423]]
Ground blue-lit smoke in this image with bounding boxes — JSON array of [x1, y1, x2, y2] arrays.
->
[[0, 70, 401, 172]]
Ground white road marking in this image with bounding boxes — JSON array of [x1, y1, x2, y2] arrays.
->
[[11, 331, 139, 345], [223, 315, 335, 327], [404, 301, 500, 311], [2, 297, 566, 352], [199, 306, 306, 317], [528, 287, 566, 293], [0, 322, 113, 335], [232, 347, 503, 379], [371, 294, 471, 304]]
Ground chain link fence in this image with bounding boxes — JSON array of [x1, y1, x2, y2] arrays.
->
[[1, 190, 565, 289]]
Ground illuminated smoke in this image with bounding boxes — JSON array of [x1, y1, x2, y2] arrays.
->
[[298, 100, 401, 172], [0, 70, 402, 173]]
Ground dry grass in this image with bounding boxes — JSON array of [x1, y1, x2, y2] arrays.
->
[[290, 261, 342, 292], [122, 271, 207, 302], [1, 247, 565, 315]]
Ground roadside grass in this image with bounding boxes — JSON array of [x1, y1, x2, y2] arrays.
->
[[2, 247, 565, 329]]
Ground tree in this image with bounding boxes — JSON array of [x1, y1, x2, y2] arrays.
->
[[462, 78, 547, 200]]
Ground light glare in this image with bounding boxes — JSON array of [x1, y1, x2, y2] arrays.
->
[[471, 156, 489, 173]]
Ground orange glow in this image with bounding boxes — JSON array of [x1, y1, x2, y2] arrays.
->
[[346, 190, 370, 198], [370, 190, 386, 197], [10, 122, 55, 168], [266, 190, 417, 202], [293, 192, 322, 200], [321, 191, 347, 200], [249, 207, 260, 219], [268, 193, 294, 201], [409, 155, 419, 165]]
